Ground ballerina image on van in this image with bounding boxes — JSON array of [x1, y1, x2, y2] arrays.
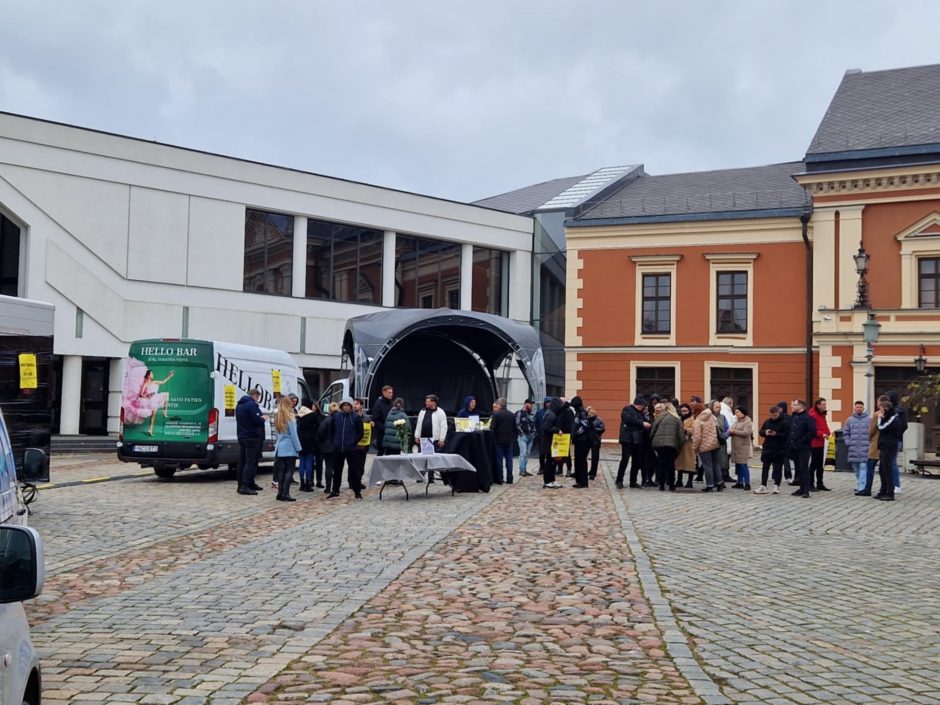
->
[[122, 357, 175, 436]]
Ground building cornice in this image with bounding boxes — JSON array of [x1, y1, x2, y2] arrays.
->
[[794, 163, 940, 197]]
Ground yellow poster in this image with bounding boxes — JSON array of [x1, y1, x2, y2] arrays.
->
[[224, 384, 237, 417], [18, 353, 38, 389], [358, 421, 373, 446], [550, 433, 571, 459], [271, 369, 282, 394], [454, 418, 473, 433]]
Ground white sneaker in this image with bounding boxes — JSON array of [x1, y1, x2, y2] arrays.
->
[[753, 485, 768, 494], [895, 486, 902, 494], [772, 484, 780, 494], [551, 482, 564, 489]]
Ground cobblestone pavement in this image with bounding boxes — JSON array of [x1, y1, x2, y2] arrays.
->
[[26, 453, 940, 705], [28, 462, 503, 705], [256, 471, 697, 705], [607, 459, 940, 705]]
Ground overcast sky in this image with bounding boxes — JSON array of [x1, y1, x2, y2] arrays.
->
[[2, 1, 939, 202]]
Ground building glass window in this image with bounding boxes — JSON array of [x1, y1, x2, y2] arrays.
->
[[0, 213, 21, 297], [716, 271, 747, 333], [918, 258, 940, 308], [710, 367, 753, 412], [635, 367, 676, 400], [395, 235, 461, 309], [641, 273, 671, 334], [472, 246, 508, 315], [243, 209, 294, 295], [306, 219, 383, 304]]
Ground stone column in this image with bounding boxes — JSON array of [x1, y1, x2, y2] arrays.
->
[[508, 249, 532, 320], [59, 355, 83, 435], [460, 243, 474, 311], [811, 208, 837, 314], [292, 215, 308, 298], [837, 205, 865, 309], [382, 230, 396, 307]]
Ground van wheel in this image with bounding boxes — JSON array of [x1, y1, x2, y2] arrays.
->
[[154, 467, 177, 479]]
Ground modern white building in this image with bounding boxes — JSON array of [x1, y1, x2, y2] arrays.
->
[[0, 112, 534, 435]]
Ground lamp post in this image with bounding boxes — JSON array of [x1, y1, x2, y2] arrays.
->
[[915, 344, 927, 374], [862, 312, 881, 411], [853, 246, 871, 309]]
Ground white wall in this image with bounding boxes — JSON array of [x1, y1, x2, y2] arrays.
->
[[0, 113, 537, 431]]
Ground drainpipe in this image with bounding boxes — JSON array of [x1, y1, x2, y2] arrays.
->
[[801, 209, 813, 403]]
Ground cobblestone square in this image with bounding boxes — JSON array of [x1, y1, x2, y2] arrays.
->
[[25, 453, 940, 704]]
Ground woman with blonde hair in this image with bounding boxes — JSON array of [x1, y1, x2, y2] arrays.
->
[[273, 395, 302, 502]]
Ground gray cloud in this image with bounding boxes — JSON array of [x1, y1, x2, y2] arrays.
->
[[1, 1, 939, 202]]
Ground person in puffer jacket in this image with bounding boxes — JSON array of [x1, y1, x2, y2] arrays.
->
[[692, 407, 723, 492], [842, 400, 871, 494]]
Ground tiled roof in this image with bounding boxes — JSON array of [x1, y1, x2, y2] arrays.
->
[[573, 162, 808, 223], [473, 174, 588, 214], [807, 64, 940, 156]]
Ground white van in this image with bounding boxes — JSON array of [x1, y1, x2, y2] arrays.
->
[[116, 339, 314, 479], [0, 407, 45, 705]]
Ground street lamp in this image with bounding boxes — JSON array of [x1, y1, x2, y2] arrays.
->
[[853, 246, 871, 309], [862, 312, 881, 411], [915, 344, 927, 374]]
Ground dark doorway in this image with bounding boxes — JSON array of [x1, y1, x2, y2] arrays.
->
[[80, 358, 110, 435], [0, 212, 21, 296], [710, 367, 753, 412]]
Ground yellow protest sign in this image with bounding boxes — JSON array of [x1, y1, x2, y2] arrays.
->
[[271, 369, 282, 394], [454, 418, 473, 433], [550, 432, 571, 459], [18, 353, 38, 389], [358, 421, 373, 446], [224, 384, 237, 416]]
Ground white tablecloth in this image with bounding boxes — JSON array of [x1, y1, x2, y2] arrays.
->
[[369, 453, 477, 485]]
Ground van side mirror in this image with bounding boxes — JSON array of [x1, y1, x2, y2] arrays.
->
[[0, 525, 45, 603], [21, 448, 49, 483]]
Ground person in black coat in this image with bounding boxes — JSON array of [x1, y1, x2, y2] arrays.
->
[[540, 398, 563, 488], [371, 385, 394, 456], [616, 396, 650, 489], [555, 398, 574, 478], [777, 400, 793, 481], [235, 390, 266, 495], [756, 405, 789, 493], [875, 399, 906, 501], [569, 396, 595, 488], [489, 398, 517, 484], [787, 399, 817, 498], [296, 404, 321, 492]]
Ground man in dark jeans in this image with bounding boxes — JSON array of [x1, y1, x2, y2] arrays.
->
[[540, 398, 563, 489], [535, 397, 551, 474], [616, 396, 650, 489], [490, 398, 517, 484], [787, 399, 817, 498], [328, 397, 365, 499], [235, 389, 265, 495]]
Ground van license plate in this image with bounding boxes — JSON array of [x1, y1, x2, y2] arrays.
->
[[134, 445, 158, 453]]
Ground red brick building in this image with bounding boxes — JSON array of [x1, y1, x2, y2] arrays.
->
[[563, 64, 940, 448]]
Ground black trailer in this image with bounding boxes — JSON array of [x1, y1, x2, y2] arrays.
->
[[0, 295, 53, 483]]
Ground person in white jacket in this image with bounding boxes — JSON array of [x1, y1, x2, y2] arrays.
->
[[720, 397, 737, 482], [415, 394, 448, 483], [415, 394, 448, 449]]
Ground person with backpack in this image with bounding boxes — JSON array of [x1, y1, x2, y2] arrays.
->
[[570, 396, 595, 488], [515, 399, 536, 477]]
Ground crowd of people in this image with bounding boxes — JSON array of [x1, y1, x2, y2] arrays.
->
[[230, 383, 910, 503]]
